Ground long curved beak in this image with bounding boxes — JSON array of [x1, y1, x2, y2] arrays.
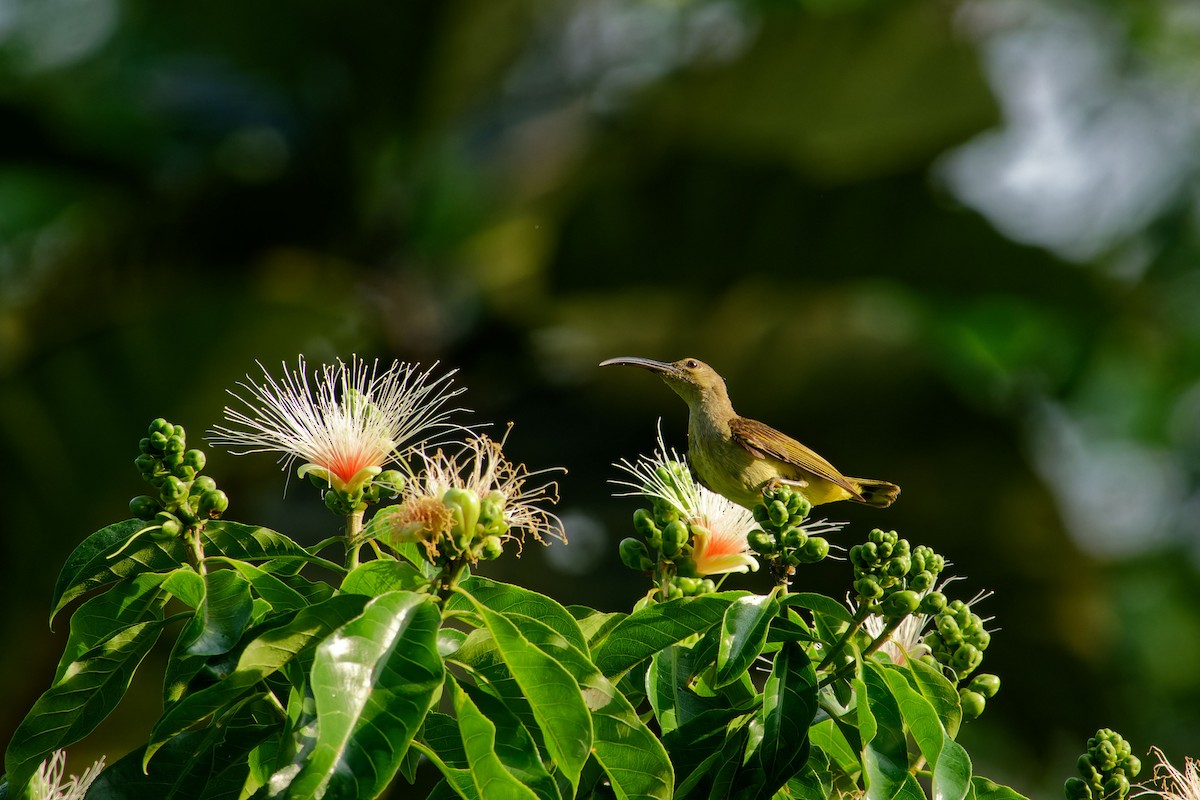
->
[[599, 356, 677, 375]]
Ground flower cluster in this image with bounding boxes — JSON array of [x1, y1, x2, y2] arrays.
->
[[1137, 747, 1200, 800], [374, 433, 564, 566], [1065, 729, 1142, 800], [208, 356, 466, 513], [613, 430, 759, 595], [29, 749, 104, 800], [130, 418, 227, 536]]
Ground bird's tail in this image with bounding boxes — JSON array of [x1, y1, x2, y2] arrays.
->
[[850, 478, 900, 508]]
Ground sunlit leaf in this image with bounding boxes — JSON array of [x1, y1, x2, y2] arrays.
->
[[285, 590, 444, 799], [877, 663, 970, 800], [714, 593, 779, 688], [592, 593, 743, 678], [971, 777, 1032, 800], [449, 677, 546, 800], [455, 592, 593, 795], [858, 666, 908, 800], [505, 612, 674, 800], [340, 558, 427, 596], [448, 576, 587, 652]]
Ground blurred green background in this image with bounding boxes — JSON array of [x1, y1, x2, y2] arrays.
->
[[3, 0, 1199, 793]]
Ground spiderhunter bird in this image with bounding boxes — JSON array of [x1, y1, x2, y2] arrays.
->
[[600, 356, 900, 510]]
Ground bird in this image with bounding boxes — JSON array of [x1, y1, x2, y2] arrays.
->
[[600, 356, 899, 510]]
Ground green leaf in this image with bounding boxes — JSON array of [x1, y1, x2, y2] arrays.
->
[[340, 558, 427, 596], [568, 606, 626, 651], [455, 593, 593, 795], [224, 560, 310, 614], [285, 591, 444, 799], [714, 593, 779, 688], [878, 664, 971, 800], [809, 718, 860, 778], [894, 773, 930, 799], [757, 640, 819, 791], [200, 520, 314, 562], [162, 569, 255, 706], [779, 592, 854, 625], [592, 593, 743, 678], [4, 618, 164, 794], [858, 666, 908, 800], [501, 613, 673, 800], [147, 594, 369, 764], [971, 777, 1032, 800], [87, 693, 281, 800], [449, 576, 587, 653], [448, 677, 545, 800], [909, 657, 963, 738], [50, 519, 188, 625], [647, 644, 734, 739], [52, 572, 171, 684]]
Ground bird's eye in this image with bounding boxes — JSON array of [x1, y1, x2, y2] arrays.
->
[[685, 359, 699, 369]]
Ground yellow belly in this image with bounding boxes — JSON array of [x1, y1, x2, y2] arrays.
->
[[689, 433, 853, 509]]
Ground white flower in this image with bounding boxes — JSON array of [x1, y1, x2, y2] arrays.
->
[[612, 425, 759, 576], [378, 431, 565, 557], [864, 609, 932, 666], [29, 749, 105, 800], [1137, 747, 1200, 800], [208, 356, 468, 493]]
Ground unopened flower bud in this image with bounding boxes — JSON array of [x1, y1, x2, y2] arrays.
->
[[1063, 777, 1092, 800], [130, 495, 161, 520], [661, 520, 688, 557], [479, 536, 504, 560], [198, 489, 228, 518], [620, 538, 652, 571], [959, 689, 986, 719], [883, 590, 920, 620], [969, 673, 1000, 698], [748, 530, 776, 555], [799, 536, 829, 563]]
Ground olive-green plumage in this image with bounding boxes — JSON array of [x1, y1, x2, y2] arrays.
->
[[600, 356, 899, 510]]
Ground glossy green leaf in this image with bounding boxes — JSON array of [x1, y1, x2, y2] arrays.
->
[[449, 576, 587, 652], [455, 594, 593, 795], [162, 569, 255, 706], [971, 777, 1032, 800], [895, 773, 930, 799], [86, 693, 281, 800], [340, 558, 427, 596], [5, 618, 164, 794], [224, 560, 310, 614], [200, 520, 314, 562], [878, 664, 971, 800], [448, 678, 546, 800], [285, 591, 444, 799], [714, 593, 779, 688], [909, 656, 963, 737], [858, 667, 908, 800], [147, 594, 369, 763], [592, 593, 743, 678], [647, 644, 733, 739], [568, 606, 626, 651], [52, 572, 170, 684], [50, 519, 187, 625], [757, 640, 819, 790], [779, 592, 854, 625], [809, 718, 860, 777], [504, 612, 673, 800]]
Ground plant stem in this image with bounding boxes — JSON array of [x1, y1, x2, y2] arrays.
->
[[817, 604, 872, 671], [344, 509, 365, 572], [819, 616, 904, 688], [188, 526, 208, 576]]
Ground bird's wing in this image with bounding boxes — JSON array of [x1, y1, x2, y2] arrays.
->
[[728, 416, 863, 500]]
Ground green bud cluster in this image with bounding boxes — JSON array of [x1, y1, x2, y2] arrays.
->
[[130, 418, 227, 536], [925, 600, 990, 682], [957, 673, 1000, 720], [619, 462, 710, 580], [662, 575, 718, 600], [747, 484, 829, 579], [849, 530, 947, 620], [313, 469, 406, 516], [1064, 729, 1141, 800]]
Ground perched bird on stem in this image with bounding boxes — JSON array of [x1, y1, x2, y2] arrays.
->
[[600, 356, 899, 510]]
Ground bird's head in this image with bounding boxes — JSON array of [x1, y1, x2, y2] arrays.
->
[[599, 356, 729, 408]]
